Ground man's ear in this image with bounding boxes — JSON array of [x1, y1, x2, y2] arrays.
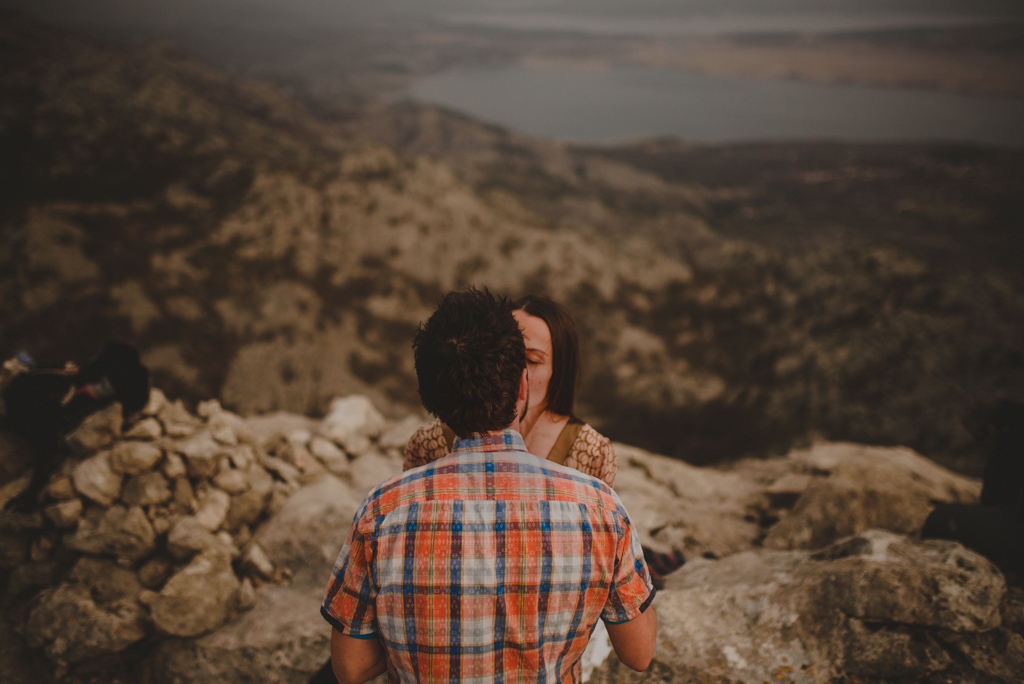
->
[[518, 368, 529, 402]]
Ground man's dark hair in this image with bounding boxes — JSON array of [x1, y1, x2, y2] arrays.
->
[[512, 295, 580, 419], [414, 288, 525, 437]]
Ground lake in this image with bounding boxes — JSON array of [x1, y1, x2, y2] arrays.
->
[[404, 64, 1024, 148]]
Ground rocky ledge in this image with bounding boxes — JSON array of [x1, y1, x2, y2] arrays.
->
[[0, 390, 1019, 683]]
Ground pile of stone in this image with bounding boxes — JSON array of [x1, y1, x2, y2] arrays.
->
[[0, 389, 421, 678]]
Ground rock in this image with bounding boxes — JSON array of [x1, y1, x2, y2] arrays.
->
[[64, 505, 156, 561], [588, 530, 1007, 684], [213, 464, 251, 494], [71, 451, 123, 506], [244, 412, 317, 446], [149, 551, 241, 637], [225, 466, 274, 532], [68, 556, 142, 602], [7, 560, 59, 596], [347, 450, 402, 497], [162, 451, 187, 480], [110, 441, 163, 475], [0, 531, 29, 569], [45, 475, 75, 501], [764, 442, 981, 550], [142, 387, 168, 416], [42, 499, 82, 528], [240, 542, 275, 580], [24, 582, 148, 669], [64, 403, 122, 454], [159, 399, 203, 438], [166, 516, 237, 560], [122, 471, 173, 506], [309, 436, 348, 474], [238, 578, 257, 611], [173, 477, 197, 513], [610, 443, 762, 560], [253, 475, 360, 588], [174, 430, 227, 478], [124, 417, 164, 440], [260, 455, 301, 488], [0, 475, 30, 511], [138, 555, 175, 589], [148, 584, 328, 684], [318, 395, 386, 456], [378, 415, 427, 450], [194, 488, 231, 531]]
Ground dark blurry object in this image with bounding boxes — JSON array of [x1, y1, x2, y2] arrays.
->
[[0, 341, 150, 511], [921, 399, 1024, 574]]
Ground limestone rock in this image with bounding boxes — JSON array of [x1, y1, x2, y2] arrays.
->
[[764, 442, 982, 550], [378, 415, 428, 451], [124, 416, 164, 440], [253, 475, 359, 588], [347, 450, 402, 497], [225, 465, 274, 532], [148, 584, 328, 684], [309, 436, 349, 474], [159, 399, 203, 437], [122, 471, 172, 506], [166, 516, 237, 560], [64, 505, 156, 561], [195, 488, 232, 531], [142, 387, 168, 416], [71, 451, 123, 506], [45, 475, 75, 501], [174, 430, 227, 478], [162, 451, 187, 480], [25, 580, 148, 668], [149, 551, 241, 637], [240, 542, 275, 580], [110, 441, 163, 475], [588, 530, 1007, 684], [64, 403, 122, 454], [42, 499, 82, 528], [318, 395, 386, 456]]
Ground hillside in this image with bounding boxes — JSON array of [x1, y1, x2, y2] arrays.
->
[[2, 12, 1023, 472]]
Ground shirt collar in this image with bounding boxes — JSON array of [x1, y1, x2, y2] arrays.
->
[[452, 429, 529, 453]]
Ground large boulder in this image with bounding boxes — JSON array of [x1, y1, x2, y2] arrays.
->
[[588, 530, 1016, 683], [148, 550, 241, 637], [764, 442, 981, 550], [148, 584, 329, 684], [253, 475, 361, 588]]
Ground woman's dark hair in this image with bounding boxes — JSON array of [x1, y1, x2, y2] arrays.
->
[[414, 288, 526, 438], [512, 295, 580, 419]]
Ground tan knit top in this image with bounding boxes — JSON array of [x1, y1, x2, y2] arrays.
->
[[402, 418, 618, 487]]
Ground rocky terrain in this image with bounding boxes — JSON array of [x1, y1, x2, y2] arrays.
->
[[2, 11, 1024, 479], [1, 388, 1020, 683]]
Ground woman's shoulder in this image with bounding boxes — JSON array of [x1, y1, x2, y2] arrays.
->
[[575, 422, 612, 449]]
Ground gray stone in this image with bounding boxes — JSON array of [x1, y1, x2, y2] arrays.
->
[[309, 436, 349, 474], [65, 403, 122, 454], [138, 555, 175, 589], [0, 530, 28, 569], [318, 395, 386, 456], [64, 505, 156, 561], [7, 560, 59, 596], [148, 584, 328, 684], [0, 475, 30, 511], [253, 475, 360, 588], [378, 415, 428, 450], [347, 450, 402, 501], [71, 451, 123, 506], [244, 412, 317, 446], [122, 471, 172, 506], [149, 550, 240, 637], [68, 556, 142, 602], [46, 475, 76, 500], [110, 441, 164, 475], [173, 477, 197, 513], [238, 577, 257, 611], [142, 387, 168, 416], [213, 462, 251, 494]]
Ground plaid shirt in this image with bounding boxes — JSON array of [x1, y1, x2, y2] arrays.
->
[[322, 430, 654, 683]]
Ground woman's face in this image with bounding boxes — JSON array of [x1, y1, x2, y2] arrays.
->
[[514, 309, 553, 414]]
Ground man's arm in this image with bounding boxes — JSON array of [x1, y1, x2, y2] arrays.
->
[[604, 605, 657, 671], [330, 628, 388, 684]]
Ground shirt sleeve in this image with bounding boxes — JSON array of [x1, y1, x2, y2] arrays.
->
[[321, 501, 380, 638], [601, 503, 655, 624]]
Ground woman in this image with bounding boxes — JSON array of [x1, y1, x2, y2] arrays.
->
[[403, 295, 617, 486]]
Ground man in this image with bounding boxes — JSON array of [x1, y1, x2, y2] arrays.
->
[[321, 288, 657, 683]]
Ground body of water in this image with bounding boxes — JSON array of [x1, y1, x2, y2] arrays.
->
[[404, 65, 1024, 148]]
